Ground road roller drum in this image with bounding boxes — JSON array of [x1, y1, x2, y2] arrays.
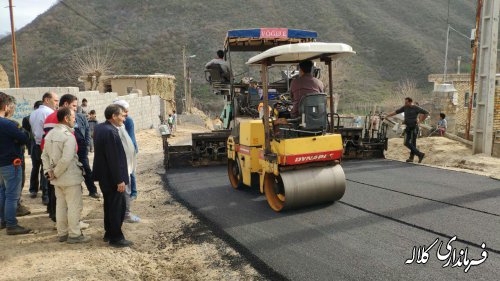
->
[[264, 165, 346, 212]]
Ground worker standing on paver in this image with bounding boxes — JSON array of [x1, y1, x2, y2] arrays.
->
[[385, 97, 428, 163]]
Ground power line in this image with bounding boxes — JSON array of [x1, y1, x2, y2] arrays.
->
[[58, 0, 134, 49], [449, 25, 471, 40]]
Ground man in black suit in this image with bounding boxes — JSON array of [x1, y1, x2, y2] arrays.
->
[[92, 104, 132, 248]]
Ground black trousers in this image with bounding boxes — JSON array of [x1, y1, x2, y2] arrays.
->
[[29, 144, 47, 197], [78, 150, 98, 194], [47, 182, 56, 222], [101, 185, 126, 243]]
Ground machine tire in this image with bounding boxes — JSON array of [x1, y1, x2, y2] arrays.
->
[[227, 157, 244, 189], [264, 173, 286, 212]]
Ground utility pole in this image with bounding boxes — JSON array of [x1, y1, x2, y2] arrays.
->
[[457, 56, 461, 74], [466, 0, 483, 140], [188, 67, 192, 113], [472, 0, 499, 155], [8, 0, 20, 87], [443, 24, 451, 82], [182, 46, 187, 113]]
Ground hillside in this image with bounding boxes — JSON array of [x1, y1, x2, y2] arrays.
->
[[0, 0, 475, 111]]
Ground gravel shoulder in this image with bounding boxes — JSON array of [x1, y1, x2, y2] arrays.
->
[[0, 125, 263, 281]]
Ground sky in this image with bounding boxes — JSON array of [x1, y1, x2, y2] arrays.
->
[[0, 0, 58, 36]]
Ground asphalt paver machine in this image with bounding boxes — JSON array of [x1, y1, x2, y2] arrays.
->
[[165, 28, 318, 168]]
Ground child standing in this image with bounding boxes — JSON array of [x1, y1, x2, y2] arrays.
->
[[88, 110, 98, 152], [167, 114, 174, 133]]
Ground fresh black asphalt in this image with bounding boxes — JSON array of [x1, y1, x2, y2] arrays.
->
[[165, 159, 500, 281]]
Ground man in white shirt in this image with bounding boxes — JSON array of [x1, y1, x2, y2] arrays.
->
[[28, 92, 58, 202]]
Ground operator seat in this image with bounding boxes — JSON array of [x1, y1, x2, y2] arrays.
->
[[298, 93, 328, 131], [205, 64, 230, 84]]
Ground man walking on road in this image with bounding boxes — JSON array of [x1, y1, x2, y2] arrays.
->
[[42, 107, 90, 243], [93, 104, 133, 248], [385, 97, 428, 163]]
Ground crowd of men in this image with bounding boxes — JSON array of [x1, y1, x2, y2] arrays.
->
[[0, 92, 140, 247]]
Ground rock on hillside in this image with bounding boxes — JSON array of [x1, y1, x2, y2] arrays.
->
[[0, 64, 9, 88]]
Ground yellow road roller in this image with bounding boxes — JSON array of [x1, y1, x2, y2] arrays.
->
[[227, 42, 355, 211]]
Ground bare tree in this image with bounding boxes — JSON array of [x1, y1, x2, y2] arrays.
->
[[69, 44, 115, 90], [384, 78, 423, 110]]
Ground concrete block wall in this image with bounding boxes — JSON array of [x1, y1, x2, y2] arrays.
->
[[0, 87, 160, 130], [495, 86, 500, 133]]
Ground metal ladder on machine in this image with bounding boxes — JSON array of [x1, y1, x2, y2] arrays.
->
[[473, 0, 500, 155]]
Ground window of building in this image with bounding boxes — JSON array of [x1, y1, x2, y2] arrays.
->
[[127, 87, 133, 94], [104, 83, 112, 93], [464, 92, 477, 108]]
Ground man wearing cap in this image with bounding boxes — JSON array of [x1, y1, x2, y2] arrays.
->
[[113, 100, 140, 223]]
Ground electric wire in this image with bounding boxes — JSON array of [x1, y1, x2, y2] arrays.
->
[[58, 0, 134, 50]]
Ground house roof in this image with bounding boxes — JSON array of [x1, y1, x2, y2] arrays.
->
[[104, 74, 176, 80]]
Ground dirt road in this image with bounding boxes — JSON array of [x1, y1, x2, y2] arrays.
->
[[386, 136, 500, 178], [0, 125, 263, 281]]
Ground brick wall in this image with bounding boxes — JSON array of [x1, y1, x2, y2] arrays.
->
[[0, 87, 161, 130], [429, 74, 500, 157], [428, 74, 477, 134]]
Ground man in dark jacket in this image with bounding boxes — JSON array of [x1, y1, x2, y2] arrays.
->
[[93, 104, 132, 248], [0, 93, 31, 235], [74, 105, 100, 198], [386, 97, 429, 163], [16, 101, 43, 217]]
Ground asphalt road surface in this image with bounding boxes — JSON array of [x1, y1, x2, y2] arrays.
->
[[166, 159, 500, 280]]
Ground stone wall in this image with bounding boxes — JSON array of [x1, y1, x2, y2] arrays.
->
[[0, 87, 161, 130]]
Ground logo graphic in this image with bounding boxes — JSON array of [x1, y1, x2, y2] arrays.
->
[[405, 236, 488, 273], [260, 28, 288, 39]]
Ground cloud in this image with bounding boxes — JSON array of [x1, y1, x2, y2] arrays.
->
[[0, 0, 59, 34]]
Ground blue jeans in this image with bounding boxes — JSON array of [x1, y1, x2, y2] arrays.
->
[[0, 164, 23, 227], [130, 172, 137, 197]]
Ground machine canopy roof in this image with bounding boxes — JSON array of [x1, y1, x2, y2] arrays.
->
[[227, 28, 317, 39], [246, 42, 356, 65], [224, 28, 317, 52]]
